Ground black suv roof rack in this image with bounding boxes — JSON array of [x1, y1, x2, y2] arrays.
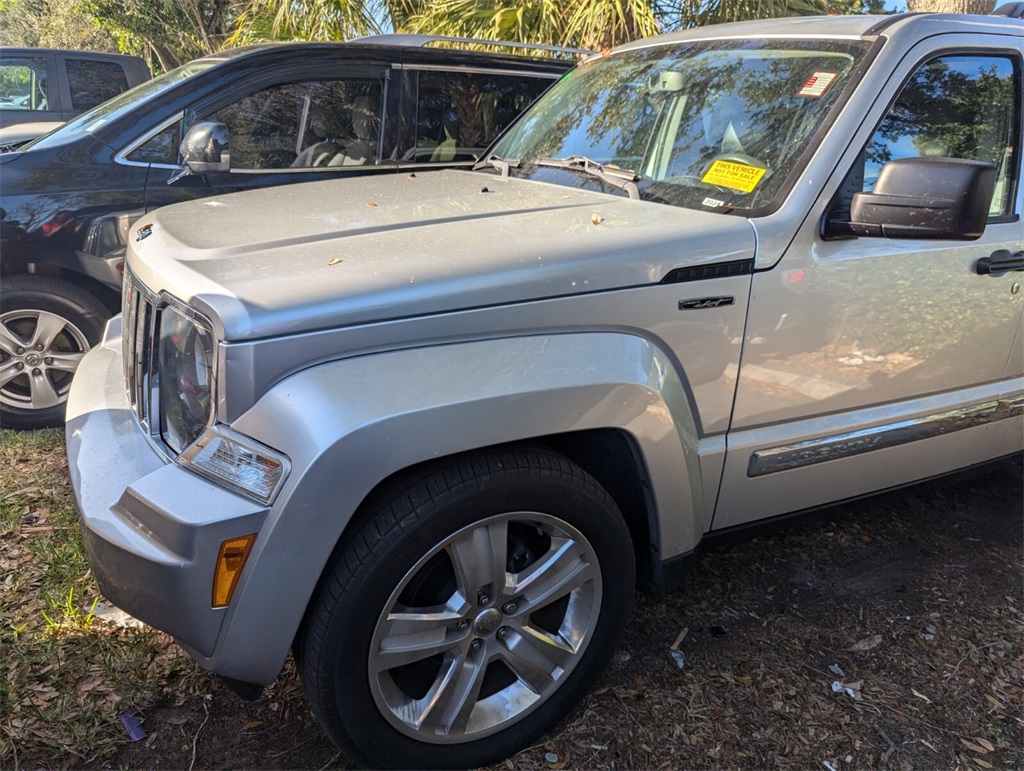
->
[[992, 2, 1024, 16], [354, 34, 594, 57]]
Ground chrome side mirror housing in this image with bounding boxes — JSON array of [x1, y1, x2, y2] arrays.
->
[[169, 122, 230, 183]]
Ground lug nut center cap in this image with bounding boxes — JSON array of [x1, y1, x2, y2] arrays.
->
[[25, 353, 42, 367], [474, 608, 502, 636]]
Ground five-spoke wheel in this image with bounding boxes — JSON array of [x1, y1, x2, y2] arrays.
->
[[369, 510, 602, 742], [300, 449, 634, 768]]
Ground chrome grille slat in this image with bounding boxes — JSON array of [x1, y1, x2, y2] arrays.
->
[[122, 268, 158, 431], [134, 299, 150, 425], [121, 271, 135, 386], [122, 268, 217, 455]]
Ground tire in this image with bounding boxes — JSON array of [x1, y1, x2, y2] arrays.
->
[[0, 275, 110, 430], [300, 449, 635, 769]]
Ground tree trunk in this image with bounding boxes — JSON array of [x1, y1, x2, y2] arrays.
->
[[150, 43, 180, 73], [906, 0, 995, 12], [183, 0, 216, 54]]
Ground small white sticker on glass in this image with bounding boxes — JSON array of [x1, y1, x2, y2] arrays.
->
[[702, 197, 725, 208], [799, 71, 838, 99]]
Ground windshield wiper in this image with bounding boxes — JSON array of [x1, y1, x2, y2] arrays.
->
[[535, 156, 640, 200], [472, 156, 520, 177]]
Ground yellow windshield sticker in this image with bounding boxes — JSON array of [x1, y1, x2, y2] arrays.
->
[[701, 161, 766, 193]]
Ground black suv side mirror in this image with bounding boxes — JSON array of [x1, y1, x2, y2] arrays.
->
[[848, 157, 995, 240], [169, 122, 230, 184]]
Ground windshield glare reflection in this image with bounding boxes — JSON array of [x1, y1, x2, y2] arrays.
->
[[491, 39, 869, 213]]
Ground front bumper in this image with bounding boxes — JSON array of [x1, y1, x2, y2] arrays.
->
[[66, 316, 269, 660]]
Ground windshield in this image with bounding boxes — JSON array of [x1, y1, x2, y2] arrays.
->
[[26, 60, 216, 150], [489, 38, 870, 212]]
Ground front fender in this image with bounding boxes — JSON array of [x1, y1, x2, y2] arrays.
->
[[209, 332, 705, 684]]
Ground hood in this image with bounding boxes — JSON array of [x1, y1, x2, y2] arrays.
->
[[129, 170, 755, 341], [0, 121, 63, 149]]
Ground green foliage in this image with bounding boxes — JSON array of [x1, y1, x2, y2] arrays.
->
[[230, 0, 387, 45], [0, 0, 235, 73], [907, 0, 994, 10], [0, 0, 899, 74], [830, 0, 894, 12], [0, 63, 33, 102], [391, 0, 659, 50], [0, 0, 118, 51], [228, 0, 859, 50], [661, 0, 836, 27], [82, 0, 235, 72], [41, 588, 99, 634]]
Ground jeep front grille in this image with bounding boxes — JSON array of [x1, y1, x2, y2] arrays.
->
[[122, 269, 158, 433]]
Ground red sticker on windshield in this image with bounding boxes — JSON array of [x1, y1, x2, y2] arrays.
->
[[799, 71, 838, 99]]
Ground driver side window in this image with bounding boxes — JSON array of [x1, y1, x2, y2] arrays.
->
[[864, 54, 1020, 217], [204, 78, 384, 170]]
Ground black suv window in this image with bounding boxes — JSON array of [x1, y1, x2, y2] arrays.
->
[[0, 56, 49, 112], [66, 59, 130, 111], [206, 78, 385, 170], [413, 70, 549, 163], [865, 54, 1020, 217], [127, 122, 182, 165]]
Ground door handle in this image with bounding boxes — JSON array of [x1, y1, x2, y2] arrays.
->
[[975, 249, 1024, 275]]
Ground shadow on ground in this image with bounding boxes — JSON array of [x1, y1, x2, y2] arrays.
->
[[101, 462, 1023, 770]]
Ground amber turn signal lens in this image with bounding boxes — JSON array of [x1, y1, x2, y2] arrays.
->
[[212, 534, 256, 608]]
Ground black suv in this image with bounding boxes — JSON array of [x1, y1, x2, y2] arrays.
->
[[0, 37, 575, 429]]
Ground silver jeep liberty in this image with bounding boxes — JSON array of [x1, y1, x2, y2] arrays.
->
[[67, 11, 1023, 769]]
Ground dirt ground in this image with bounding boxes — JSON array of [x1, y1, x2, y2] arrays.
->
[[94, 462, 1022, 771]]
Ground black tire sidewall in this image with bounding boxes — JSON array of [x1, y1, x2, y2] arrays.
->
[[306, 456, 635, 769], [0, 276, 109, 429]]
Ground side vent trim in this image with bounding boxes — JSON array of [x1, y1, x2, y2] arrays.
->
[[661, 259, 754, 284]]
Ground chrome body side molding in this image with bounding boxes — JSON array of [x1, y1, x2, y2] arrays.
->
[[748, 394, 1024, 477]]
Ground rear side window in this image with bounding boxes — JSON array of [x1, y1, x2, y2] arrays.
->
[[66, 59, 130, 111], [0, 56, 50, 112], [413, 71, 551, 163], [865, 54, 1020, 217]]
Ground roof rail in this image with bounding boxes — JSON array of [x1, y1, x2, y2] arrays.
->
[[992, 1, 1024, 16], [352, 34, 594, 57]]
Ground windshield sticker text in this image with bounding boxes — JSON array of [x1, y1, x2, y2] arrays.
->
[[701, 161, 766, 194]]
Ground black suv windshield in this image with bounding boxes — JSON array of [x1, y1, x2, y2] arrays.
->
[[26, 60, 215, 150], [489, 38, 870, 212]]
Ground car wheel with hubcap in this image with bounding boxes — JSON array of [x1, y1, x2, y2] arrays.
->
[[300, 449, 635, 769], [0, 275, 109, 429]]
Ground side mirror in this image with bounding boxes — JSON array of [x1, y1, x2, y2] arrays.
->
[[169, 122, 230, 183], [848, 157, 995, 240]]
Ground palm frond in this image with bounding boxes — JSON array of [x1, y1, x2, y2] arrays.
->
[[229, 0, 385, 43]]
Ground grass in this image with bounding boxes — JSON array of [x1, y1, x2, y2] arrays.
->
[[0, 428, 207, 766]]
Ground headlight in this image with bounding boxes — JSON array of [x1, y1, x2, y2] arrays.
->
[[157, 303, 215, 453]]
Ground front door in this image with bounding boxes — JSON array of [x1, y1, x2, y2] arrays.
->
[[142, 66, 397, 211], [714, 39, 1023, 529]]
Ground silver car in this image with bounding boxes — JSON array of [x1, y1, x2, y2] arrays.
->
[[66, 10, 1023, 769]]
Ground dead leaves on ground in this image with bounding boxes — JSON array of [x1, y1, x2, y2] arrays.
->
[[2, 434, 1021, 770]]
